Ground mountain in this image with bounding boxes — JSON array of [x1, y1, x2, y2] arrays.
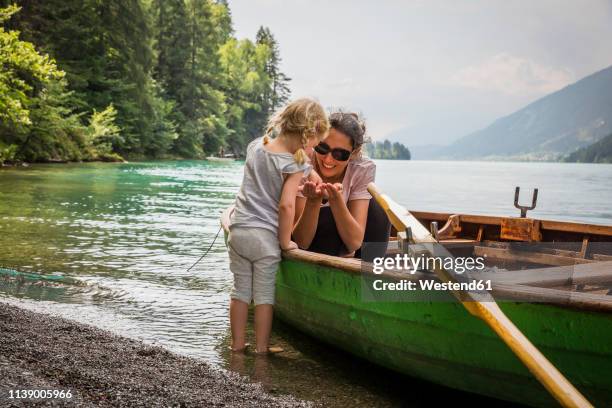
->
[[437, 65, 612, 160], [384, 114, 490, 159], [564, 132, 612, 163]]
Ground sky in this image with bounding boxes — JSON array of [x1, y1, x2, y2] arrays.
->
[[229, 0, 612, 146]]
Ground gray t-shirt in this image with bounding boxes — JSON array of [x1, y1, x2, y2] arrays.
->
[[231, 137, 311, 234]]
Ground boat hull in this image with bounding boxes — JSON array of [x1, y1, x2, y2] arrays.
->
[[274, 258, 612, 407]]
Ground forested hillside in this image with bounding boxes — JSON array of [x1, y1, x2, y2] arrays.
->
[[564, 133, 612, 163], [0, 1, 290, 163]]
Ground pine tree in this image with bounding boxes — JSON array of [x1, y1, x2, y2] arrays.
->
[[150, 0, 229, 157], [219, 38, 270, 153], [5, 0, 176, 158], [0, 4, 85, 163], [256, 26, 291, 112]]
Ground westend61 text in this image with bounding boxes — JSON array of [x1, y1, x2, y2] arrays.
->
[[372, 279, 492, 292], [372, 254, 486, 275]]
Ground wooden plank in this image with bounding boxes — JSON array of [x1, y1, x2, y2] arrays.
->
[[474, 246, 594, 266], [479, 240, 611, 260], [283, 249, 363, 273], [578, 287, 611, 295], [492, 283, 612, 313], [410, 211, 453, 222], [411, 210, 612, 237], [500, 218, 542, 242], [579, 237, 589, 258], [411, 211, 502, 226], [540, 220, 612, 237], [472, 261, 612, 287], [439, 238, 478, 244], [437, 214, 462, 240], [476, 225, 484, 242], [593, 253, 612, 262]]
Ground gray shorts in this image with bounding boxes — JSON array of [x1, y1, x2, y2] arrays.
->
[[228, 227, 281, 305]]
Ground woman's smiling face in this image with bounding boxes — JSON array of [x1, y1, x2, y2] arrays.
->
[[315, 128, 353, 180]]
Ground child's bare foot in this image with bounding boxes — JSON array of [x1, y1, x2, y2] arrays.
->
[[229, 343, 250, 352]]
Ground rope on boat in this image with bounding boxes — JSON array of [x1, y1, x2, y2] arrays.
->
[[186, 225, 223, 272]]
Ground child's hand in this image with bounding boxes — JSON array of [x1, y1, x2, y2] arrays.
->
[[281, 240, 299, 251]]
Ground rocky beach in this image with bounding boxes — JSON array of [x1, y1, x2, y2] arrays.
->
[[0, 302, 308, 407]]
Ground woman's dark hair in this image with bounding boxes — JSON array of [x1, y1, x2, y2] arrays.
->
[[329, 111, 368, 149]]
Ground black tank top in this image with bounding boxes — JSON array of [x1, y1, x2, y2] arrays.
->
[[306, 206, 348, 256], [305, 199, 390, 259]]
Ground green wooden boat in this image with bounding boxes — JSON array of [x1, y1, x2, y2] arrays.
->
[[221, 203, 612, 407]]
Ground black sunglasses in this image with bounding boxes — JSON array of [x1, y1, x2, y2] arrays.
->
[[314, 142, 352, 161]]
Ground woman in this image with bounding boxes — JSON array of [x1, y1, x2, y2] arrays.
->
[[293, 111, 388, 257]]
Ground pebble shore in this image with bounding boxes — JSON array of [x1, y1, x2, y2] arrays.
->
[[0, 302, 309, 407]]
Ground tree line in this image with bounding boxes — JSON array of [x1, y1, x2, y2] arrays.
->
[[0, 1, 290, 163], [564, 133, 612, 164], [364, 139, 411, 160]]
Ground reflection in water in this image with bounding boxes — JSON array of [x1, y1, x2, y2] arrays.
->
[[1, 160, 611, 406], [228, 352, 274, 391]]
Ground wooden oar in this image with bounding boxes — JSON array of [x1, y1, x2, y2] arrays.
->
[[367, 182, 592, 408]]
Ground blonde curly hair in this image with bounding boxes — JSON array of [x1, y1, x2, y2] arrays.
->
[[263, 98, 329, 165]]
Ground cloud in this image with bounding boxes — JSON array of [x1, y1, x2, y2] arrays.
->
[[449, 53, 575, 95]]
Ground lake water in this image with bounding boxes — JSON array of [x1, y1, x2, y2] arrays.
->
[[1, 160, 610, 406]]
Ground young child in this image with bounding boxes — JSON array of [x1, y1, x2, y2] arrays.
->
[[228, 98, 329, 354]]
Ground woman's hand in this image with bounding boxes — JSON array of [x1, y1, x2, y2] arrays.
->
[[300, 181, 324, 201], [322, 183, 343, 203]]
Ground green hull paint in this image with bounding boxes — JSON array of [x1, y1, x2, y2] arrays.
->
[[274, 259, 612, 407]]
